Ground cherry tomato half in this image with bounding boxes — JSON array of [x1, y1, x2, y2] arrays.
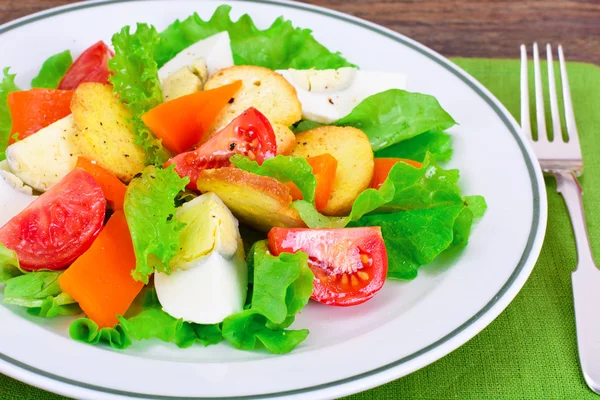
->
[[166, 107, 277, 190], [0, 169, 106, 271], [58, 41, 114, 90], [268, 227, 388, 306]]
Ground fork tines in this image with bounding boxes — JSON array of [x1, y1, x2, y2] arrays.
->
[[520, 43, 582, 172]]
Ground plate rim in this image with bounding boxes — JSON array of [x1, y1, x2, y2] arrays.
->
[[0, 0, 548, 398]]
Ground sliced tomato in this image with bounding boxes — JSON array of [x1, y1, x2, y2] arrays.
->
[[370, 158, 423, 189], [268, 227, 388, 306], [142, 81, 242, 154], [166, 107, 277, 190], [7, 89, 73, 142], [58, 41, 114, 90], [0, 169, 106, 271]]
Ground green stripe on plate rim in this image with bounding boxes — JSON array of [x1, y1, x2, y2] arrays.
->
[[0, 0, 543, 398]]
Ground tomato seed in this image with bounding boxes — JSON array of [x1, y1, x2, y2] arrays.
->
[[351, 275, 359, 287], [357, 271, 369, 281], [341, 273, 349, 285]]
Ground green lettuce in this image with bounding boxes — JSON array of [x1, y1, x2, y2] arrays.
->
[[69, 318, 132, 349], [155, 5, 354, 70], [124, 165, 189, 284], [293, 154, 483, 228], [31, 50, 73, 89], [231, 155, 316, 204], [293, 90, 456, 152], [336, 89, 456, 151], [2, 271, 81, 318], [70, 287, 222, 349], [109, 23, 170, 165], [350, 205, 468, 279], [222, 241, 313, 354], [0, 68, 19, 161], [375, 129, 453, 162], [0, 244, 23, 283]]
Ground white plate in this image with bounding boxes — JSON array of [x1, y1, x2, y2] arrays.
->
[[0, 0, 546, 399]]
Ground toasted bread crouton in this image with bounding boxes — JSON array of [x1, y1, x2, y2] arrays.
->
[[203, 66, 302, 139], [71, 83, 145, 182], [272, 123, 296, 155], [291, 126, 374, 216], [196, 168, 306, 232]]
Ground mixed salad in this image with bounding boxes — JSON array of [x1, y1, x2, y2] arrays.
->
[[0, 5, 486, 354]]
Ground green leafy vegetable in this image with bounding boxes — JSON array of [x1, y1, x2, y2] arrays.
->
[[375, 129, 453, 162], [464, 195, 488, 219], [69, 318, 132, 349], [222, 241, 313, 354], [118, 306, 182, 342], [2, 271, 81, 317], [335, 89, 456, 151], [350, 205, 467, 279], [31, 50, 73, 89], [110, 23, 170, 165], [231, 154, 316, 204], [0, 68, 20, 161], [155, 5, 354, 70], [124, 165, 189, 284], [0, 243, 23, 283], [292, 90, 456, 153]]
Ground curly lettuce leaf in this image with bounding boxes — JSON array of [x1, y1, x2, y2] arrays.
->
[[0, 68, 20, 161], [375, 129, 453, 162], [155, 4, 354, 70], [231, 154, 316, 204], [124, 165, 189, 284], [2, 270, 81, 317], [222, 241, 313, 354], [335, 89, 456, 151], [31, 50, 73, 89], [69, 318, 132, 349], [350, 205, 468, 279], [110, 24, 170, 165]]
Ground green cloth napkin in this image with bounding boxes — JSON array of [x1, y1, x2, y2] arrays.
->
[[2, 58, 600, 399]]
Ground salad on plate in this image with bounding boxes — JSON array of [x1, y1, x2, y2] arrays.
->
[[0, 5, 486, 354]]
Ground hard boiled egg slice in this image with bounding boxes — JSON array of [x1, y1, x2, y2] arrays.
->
[[5, 114, 79, 192], [158, 32, 235, 100], [154, 192, 248, 324], [277, 68, 408, 124]]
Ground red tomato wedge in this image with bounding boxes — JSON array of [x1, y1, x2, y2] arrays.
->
[[287, 154, 338, 212], [7, 89, 73, 142], [268, 227, 388, 306], [166, 107, 277, 190], [142, 81, 242, 154], [370, 158, 423, 189], [0, 169, 106, 271], [58, 41, 114, 90]]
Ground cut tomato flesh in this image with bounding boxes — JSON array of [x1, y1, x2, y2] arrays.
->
[[268, 227, 388, 306], [58, 41, 114, 90], [166, 107, 277, 190], [0, 169, 106, 271]]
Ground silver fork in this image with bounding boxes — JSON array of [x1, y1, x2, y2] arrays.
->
[[521, 43, 600, 394]]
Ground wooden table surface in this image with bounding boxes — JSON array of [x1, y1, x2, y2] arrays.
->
[[1, 0, 599, 65]]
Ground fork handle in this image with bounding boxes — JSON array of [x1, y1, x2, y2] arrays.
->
[[556, 172, 600, 394]]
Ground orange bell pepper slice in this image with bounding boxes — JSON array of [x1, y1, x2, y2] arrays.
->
[[59, 210, 143, 328], [370, 158, 423, 190], [76, 157, 127, 210], [288, 154, 338, 212], [7, 89, 74, 142], [142, 81, 242, 154]]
